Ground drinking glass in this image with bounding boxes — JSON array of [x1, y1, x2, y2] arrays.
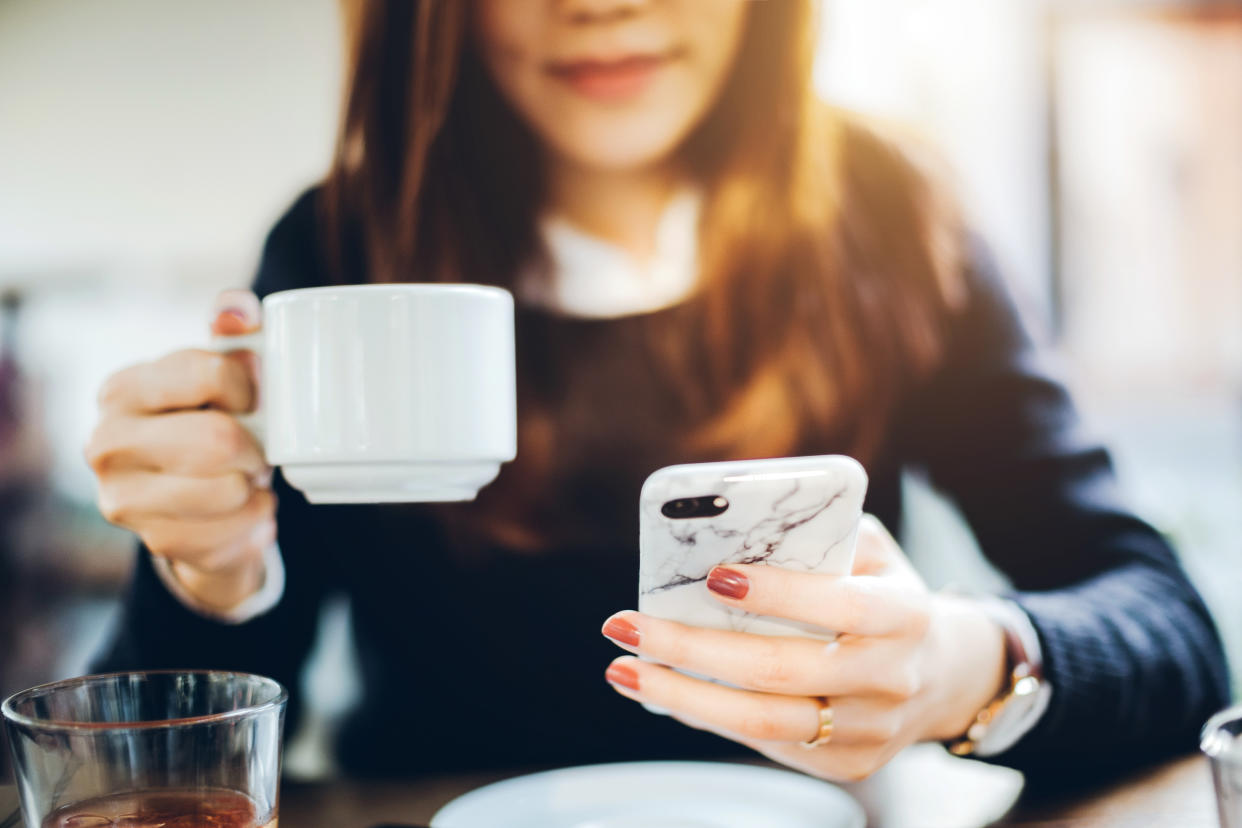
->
[[2, 671, 286, 828], [1203, 703, 1242, 828]]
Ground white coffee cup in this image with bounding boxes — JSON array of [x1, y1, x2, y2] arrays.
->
[[209, 284, 516, 504]]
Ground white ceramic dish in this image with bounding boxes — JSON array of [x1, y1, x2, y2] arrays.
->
[[430, 761, 865, 828]]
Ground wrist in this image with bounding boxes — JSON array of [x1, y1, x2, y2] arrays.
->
[[923, 593, 1009, 742], [168, 557, 266, 613]]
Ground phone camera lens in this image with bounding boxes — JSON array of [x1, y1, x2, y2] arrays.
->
[[661, 495, 729, 519], [662, 498, 696, 519]]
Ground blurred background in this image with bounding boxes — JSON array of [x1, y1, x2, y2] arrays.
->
[[1, 0, 1239, 779]]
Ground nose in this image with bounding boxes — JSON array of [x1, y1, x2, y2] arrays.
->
[[557, 0, 651, 25]]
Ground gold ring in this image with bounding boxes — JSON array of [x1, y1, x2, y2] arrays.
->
[[800, 697, 834, 749]]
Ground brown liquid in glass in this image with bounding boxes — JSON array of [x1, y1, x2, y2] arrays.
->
[[41, 788, 276, 828]]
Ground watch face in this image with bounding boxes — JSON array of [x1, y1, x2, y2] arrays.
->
[[1014, 675, 1040, 697], [943, 598, 1052, 757]]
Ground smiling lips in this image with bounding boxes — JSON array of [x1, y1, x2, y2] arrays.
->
[[547, 52, 676, 102]]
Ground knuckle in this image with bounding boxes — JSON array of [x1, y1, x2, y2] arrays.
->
[[83, 423, 119, 473], [192, 352, 231, 402], [867, 715, 902, 744], [854, 517, 895, 569], [834, 587, 870, 633], [96, 489, 129, 526], [216, 472, 253, 513], [737, 712, 783, 742], [749, 642, 794, 692], [249, 487, 277, 518], [906, 602, 932, 638], [199, 412, 247, 466], [884, 668, 922, 700], [82, 435, 106, 472], [857, 520, 883, 549], [859, 514, 883, 538], [96, 363, 148, 410], [862, 515, 895, 548]]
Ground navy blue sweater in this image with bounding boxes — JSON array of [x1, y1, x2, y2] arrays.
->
[[99, 188, 1229, 779]]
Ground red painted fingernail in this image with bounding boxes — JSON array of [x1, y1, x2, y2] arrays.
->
[[707, 567, 749, 599], [602, 616, 640, 647], [605, 663, 640, 692]]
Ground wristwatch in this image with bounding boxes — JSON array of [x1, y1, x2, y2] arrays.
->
[[946, 596, 1052, 758]]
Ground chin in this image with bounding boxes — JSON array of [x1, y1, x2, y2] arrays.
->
[[548, 121, 689, 172]]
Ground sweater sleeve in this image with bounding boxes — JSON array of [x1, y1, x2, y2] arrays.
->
[[94, 475, 330, 734], [94, 188, 335, 729], [897, 236, 1231, 775]]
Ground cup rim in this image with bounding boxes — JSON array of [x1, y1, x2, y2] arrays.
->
[[1202, 702, 1242, 765], [1, 670, 288, 733], [263, 282, 513, 306]]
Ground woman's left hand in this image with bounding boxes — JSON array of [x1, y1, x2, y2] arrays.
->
[[601, 516, 1009, 782]]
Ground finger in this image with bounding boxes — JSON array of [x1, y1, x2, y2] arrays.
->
[[98, 349, 255, 415], [852, 514, 917, 580], [87, 410, 266, 477], [704, 564, 927, 637], [602, 611, 907, 697], [663, 705, 901, 785], [98, 471, 256, 525], [671, 698, 901, 756], [745, 739, 898, 784], [851, 515, 893, 575], [140, 489, 276, 572], [210, 289, 262, 336], [605, 656, 897, 748]]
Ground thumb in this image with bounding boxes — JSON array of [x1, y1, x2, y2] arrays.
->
[[854, 514, 926, 589], [852, 514, 908, 575], [210, 289, 262, 336]]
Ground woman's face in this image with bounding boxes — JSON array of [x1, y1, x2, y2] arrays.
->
[[473, 0, 749, 172]]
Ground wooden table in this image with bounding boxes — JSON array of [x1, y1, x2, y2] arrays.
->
[[280, 745, 1218, 827]]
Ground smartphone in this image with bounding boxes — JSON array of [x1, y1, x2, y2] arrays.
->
[[638, 455, 868, 641]]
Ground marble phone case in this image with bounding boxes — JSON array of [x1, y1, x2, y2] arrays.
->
[[639, 455, 868, 641]]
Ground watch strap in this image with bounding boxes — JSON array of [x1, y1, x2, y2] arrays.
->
[[947, 596, 1052, 757]]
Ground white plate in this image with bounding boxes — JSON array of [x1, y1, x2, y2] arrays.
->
[[430, 761, 866, 828]]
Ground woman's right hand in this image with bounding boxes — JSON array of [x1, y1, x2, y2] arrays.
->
[[85, 290, 276, 612]]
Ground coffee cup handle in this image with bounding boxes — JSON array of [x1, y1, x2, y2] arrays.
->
[[207, 331, 266, 455]]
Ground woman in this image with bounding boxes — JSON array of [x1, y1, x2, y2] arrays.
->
[[88, 0, 1228, 780]]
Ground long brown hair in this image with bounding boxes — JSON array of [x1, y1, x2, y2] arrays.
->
[[323, 1, 965, 545]]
